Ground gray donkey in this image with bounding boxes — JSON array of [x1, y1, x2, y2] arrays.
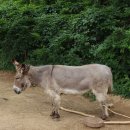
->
[[12, 60, 113, 119]]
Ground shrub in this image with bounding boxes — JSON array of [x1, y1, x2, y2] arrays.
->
[[94, 28, 130, 97]]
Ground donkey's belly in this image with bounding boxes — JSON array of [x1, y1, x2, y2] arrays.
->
[[61, 88, 90, 94], [59, 79, 91, 94]]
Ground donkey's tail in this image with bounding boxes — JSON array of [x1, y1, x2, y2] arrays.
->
[[108, 83, 113, 94], [108, 69, 113, 94]]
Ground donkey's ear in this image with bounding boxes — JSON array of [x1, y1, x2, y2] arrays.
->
[[12, 59, 22, 71], [12, 59, 20, 66], [20, 64, 25, 74], [21, 64, 30, 74]]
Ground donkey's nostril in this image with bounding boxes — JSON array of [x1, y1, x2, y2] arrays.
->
[[16, 91, 21, 94], [14, 89, 17, 93], [14, 89, 21, 94]]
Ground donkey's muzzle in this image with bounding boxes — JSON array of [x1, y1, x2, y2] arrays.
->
[[13, 85, 22, 94], [14, 89, 21, 94]]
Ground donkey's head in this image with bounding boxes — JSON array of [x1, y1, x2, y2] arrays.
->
[[12, 60, 31, 94]]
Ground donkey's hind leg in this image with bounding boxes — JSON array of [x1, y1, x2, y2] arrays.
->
[[92, 90, 109, 120]]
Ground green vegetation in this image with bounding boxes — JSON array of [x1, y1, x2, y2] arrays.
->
[[0, 0, 130, 97]]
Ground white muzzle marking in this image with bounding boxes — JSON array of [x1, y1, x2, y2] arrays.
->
[[13, 85, 22, 94]]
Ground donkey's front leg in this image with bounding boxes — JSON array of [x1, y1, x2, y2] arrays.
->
[[50, 94, 61, 119]]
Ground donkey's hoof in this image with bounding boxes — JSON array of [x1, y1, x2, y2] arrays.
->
[[50, 111, 55, 117], [55, 113, 60, 118], [52, 113, 60, 119], [101, 115, 108, 120]]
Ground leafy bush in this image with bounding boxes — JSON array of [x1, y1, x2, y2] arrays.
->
[[94, 28, 130, 97]]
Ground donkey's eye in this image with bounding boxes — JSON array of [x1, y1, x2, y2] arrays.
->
[[15, 77, 20, 80]]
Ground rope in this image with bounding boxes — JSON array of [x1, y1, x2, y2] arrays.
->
[[60, 105, 130, 119], [103, 105, 130, 119], [60, 107, 95, 118], [104, 121, 130, 125]]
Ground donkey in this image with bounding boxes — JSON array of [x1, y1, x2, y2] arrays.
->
[[12, 60, 113, 119]]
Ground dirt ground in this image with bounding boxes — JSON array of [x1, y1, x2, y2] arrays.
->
[[0, 71, 130, 130]]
